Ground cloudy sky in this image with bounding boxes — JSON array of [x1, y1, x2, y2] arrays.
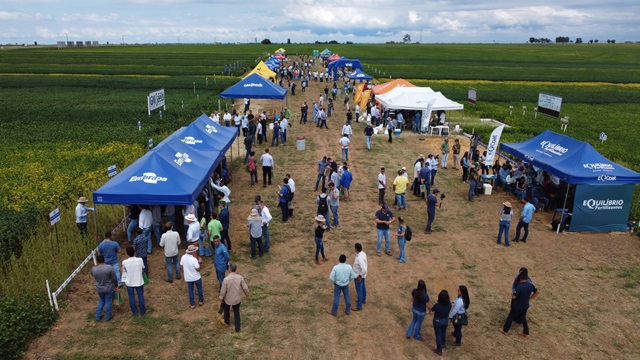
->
[[1, 0, 639, 44]]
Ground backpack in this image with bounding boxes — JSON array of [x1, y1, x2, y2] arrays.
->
[[405, 226, 413, 241], [317, 195, 328, 213], [248, 157, 256, 172], [284, 185, 294, 202]]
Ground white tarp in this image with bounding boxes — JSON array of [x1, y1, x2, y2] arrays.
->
[[376, 87, 464, 111]]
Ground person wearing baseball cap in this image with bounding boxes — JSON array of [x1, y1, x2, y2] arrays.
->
[[75, 196, 95, 236], [374, 204, 396, 256]]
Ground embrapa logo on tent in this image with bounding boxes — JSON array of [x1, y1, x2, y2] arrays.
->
[[583, 198, 624, 210], [243, 83, 263, 87], [205, 124, 218, 134], [181, 136, 202, 145], [174, 152, 192, 166], [129, 172, 168, 184]]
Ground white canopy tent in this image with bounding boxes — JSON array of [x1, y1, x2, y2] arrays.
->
[[375, 87, 464, 111]]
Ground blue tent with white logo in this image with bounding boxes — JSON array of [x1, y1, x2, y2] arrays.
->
[[327, 58, 364, 81], [219, 73, 288, 99], [501, 130, 640, 232], [346, 68, 373, 81], [92, 116, 236, 205]]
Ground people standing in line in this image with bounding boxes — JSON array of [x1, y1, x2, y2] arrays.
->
[[425, 189, 440, 234], [91, 254, 117, 321], [98, 232, 121, 287], [132, 228, 149, 276], [514, 197, 536, 243], [160, 221, 181, 283], [431, 290, 452, 356], [339, 134, 350, 163], [395, 217, 407, 263], [122, 246, 146, 317], [219, 263, 250, 332], [406, 280, 431, 341], [247, 208, 264, 259], [181, 245, 204, 309], [449, 285, 471, 346], [258, 201, 272, 252], [278, 178, 291, 223], [377, 167, 387, 205], [500, 270, 540, 337], [218, 201, 231, 250], [497, 201, 513, 246], [314, 215, 328, 265], [441, 138, 450, 169], [212, 235, 230, 290], [364, 123, 374, 150], [352, 243, 367, 311], [452, 139, 461, 170], [76, 196, 95, 236], [329, 254, 356, 317], [260, 149, 274, 187], [375, 204, 396, 257]]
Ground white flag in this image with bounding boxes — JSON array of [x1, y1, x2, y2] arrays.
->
[[484, 125, 505, 166]]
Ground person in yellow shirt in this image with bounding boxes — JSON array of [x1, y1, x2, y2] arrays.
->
[[393, 170, 410, 210]]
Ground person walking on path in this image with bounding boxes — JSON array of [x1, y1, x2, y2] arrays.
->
[[406, 279, 431, 341], [314, 215, 328, 265], [395, 217, 407, 263], [449, 285, 471, 346], [425, 189, 440, 234], [91, 254, 117, 321], [219, 263, 250, 332], [339, 134, 350, 163], [374, 204, 396, 257], [258, 201, 272, 252], [431, 290, 452, 356], [514, 197, 535, 243], [278, 178, 291, 223], [352, 243, 367, 310], [316, 188, 331, 230], [247, 208, 264, 258], [364, 123, 374, 150], [500, 271, 540, 337], [122, 246, 146, 317], [260, 149, 274, 187], [181, 245, 204, 309], [160, 221, 181, 283], [497, 201, 513, 246], [329, 254, 356, 316], [340, 166, 353, 201]]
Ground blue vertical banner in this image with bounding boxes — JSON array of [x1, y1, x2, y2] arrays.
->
[[571, 184, 634, 232]]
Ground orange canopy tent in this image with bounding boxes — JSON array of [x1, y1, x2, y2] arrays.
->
[[371, 79, 416, 95]]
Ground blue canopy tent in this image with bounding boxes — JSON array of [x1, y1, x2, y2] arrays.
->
[[501, 130, 640, 232], [93, 117, 237, 205], [347, 68, 373, 81], [327, 58, 364, 81], [219, 73, 288, 99]]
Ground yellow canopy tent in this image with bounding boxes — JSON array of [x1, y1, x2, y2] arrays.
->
[[244, 61, 277, 82], [274, 48, 286, 54]]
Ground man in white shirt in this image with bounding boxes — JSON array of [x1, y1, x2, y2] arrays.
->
[[338, 134, 350, 163], [160, 221, 181, 283], [378, 167, 387, 205], [353, 243, 368, 311], [285, 174, 296, 217], [413, 157, 425, 196], [280, 117, 289, 144], [355, 104, 361, 122], [182, 203, 195, 240], [75, 196, 94, 235], [185, 214, 200, 249], [223, 110, 232, 127], [260, 149, 274, 187], [138, 206, 153, 255], [122, 246, 146, 316], [258, 201, 273, 252], [212, 180, 231, 205], [342, 122, 353, 138], [180, 245, 204, 308]]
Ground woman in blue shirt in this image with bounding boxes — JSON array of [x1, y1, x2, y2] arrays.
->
[[406, 280, 431, 341], [449, 285, 471, 346], [431, 290, 452, 356]]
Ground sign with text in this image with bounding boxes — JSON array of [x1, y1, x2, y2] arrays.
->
[[467, 87, 477, 105], [147, 88, 166, 115], [50, 208, 60, 226], [107, 165, 117, 177], [537, 93, 562, 118], [571, 184, 634, 232]]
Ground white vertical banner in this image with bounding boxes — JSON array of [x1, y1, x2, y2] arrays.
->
[[484, 125, 505, 166], [421, 99, 435, 132]]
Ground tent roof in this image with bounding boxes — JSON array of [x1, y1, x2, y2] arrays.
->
[[328, 54, 340, 61], [219, 73, 287, 99], [376, 87, 464, 111], [347, 68, 373, 80], [274, 53, 285, 60], [372, 79, 416, 95], [92, 115, 237, 205], [328, 58, 364, 72], [274, 48, 286, 54], [501, 130, 640, 185], [244, 61, 276, 82], [320, 48, 331, 54]]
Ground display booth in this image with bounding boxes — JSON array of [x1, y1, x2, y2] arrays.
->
[[501, 130, 640, 232], [219, 73, 288, 100], [347, 69, 373, 82], [244, 60, 277, 82], [327, 58, 364, 80]]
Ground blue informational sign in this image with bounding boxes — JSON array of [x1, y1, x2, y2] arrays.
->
[[108, 165, 117, 177], [571, 184, 634, 232], [50, 208, 60, 226]]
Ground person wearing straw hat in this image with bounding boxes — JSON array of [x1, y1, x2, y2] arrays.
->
[[75, 196, 94, 235], [247, 208, 264, 259], [498, 201, 513, 246], [314, 214, 328, 265], [185, 213, 200, 249], [180, 244, 204, 309]]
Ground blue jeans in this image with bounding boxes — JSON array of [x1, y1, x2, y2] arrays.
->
[[406, 308, 427, 340], [426, 210, 435, 232], [397, 237, 406, 262], [187, 278, 204, 306], [317, 210, 331, 230], [413, 121, 420, 133], [108, 262, 121, 287], [532, 197, 549, 211], [96, 291, 114, 321], [341, 148, 348, 162], [314, 237, 325, 261], [366, 136, 371, 150], [515, 188, 525, 201], [515, 220, 529, 241], [468, 180, 477, 201], [127, 219, 139, 242], [498, 221, 511, 245], [262, 224, 270, 251], [377, 229, 390, 253], [281, 131, 286, 144], [244, 150, 250, 164], [215, 268, 225, 289], [315, 174, 325, 191], [431, 169, 437, 185], [433, 317, 449, 353], [142, 227, 152, 254], [165, 255, 180, 280], [271, 134, 280, 146], [354, 277, 366, 309], [395, 193, 406, 209], [330, 205, 339, 227], [153, 224, 163, 247], [126, 285, 146, 316], [331, 284, 351, 314], [453, 321, 463, 344]]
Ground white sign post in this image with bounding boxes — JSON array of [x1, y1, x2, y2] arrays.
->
[[147, 88, 166, 116], [600, 132, 607, 143], [49, 208, 61, 226], [107, 165, 117, 177]]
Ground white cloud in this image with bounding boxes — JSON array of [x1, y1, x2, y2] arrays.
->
[[408, 10, 421, 24]]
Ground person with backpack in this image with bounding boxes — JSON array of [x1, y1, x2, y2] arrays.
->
[[247, 152, 258, 188], [316, 188, 331, 230], [278, 178, 291, 222], [395, 217, 407, 263]]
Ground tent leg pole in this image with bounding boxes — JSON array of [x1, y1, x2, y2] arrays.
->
[[558, 185, 571, 234], [93, 206, 99, 246]]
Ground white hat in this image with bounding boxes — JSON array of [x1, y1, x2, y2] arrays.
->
[[184, 214, 197, 222], [186, 245, 199, 253]]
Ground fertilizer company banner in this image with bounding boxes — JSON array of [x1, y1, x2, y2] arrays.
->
[[571, 184, 634, 232], [148, 88, 166, 115], [484, 125, 505, 166]]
